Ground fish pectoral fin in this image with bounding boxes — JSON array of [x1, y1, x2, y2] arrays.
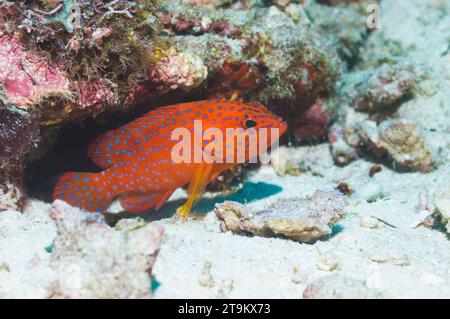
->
[[176, 163, 213, 221], [120, 190, 169, 212]]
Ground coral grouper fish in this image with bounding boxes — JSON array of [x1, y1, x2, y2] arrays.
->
[[54, 100, 287, 220]]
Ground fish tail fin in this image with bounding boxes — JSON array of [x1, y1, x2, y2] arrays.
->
[[53, 171, 114, 213]]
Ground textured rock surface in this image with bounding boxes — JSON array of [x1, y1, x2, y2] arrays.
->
[[339, 63, 417, 114], [327, 0, 450, 173], [0, 200, 163, 298], [433, 187, 450, 233], [48, 200, 163, 299], [358, 119, 436, 172], [0, 35, 70, 110], [215, 190, 346, 242]]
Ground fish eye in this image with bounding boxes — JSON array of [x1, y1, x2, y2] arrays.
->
[[245, 119, 257, 128]]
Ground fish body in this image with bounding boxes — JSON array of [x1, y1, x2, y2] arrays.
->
[[54, 99, 287, 216]]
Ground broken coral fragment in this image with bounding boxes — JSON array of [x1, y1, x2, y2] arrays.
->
[[48, 200, 163, 299], [330, 115, 436, 173], [343, 63, 416, 114], [0, 163, 26, 212], [328, 123, 358, 166], [359, 119, 436, 173], [215, 190, 346, 243], [433, 187, 450, 234]]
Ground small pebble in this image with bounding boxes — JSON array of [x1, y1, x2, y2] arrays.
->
[[337, 182, 353, 196], [291, 267, 306, 284], [0, 263, 10, 272], [198, 261, 215, 288], [369, 165, 382, 177], [317, 258, 339, 271], [369, 253, 410, 266], [360, 216, 379, 229], [214, 279, 234, 298]]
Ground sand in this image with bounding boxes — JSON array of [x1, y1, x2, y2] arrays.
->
[[1, 0, 450, 299], [2, 144, 450, 298]]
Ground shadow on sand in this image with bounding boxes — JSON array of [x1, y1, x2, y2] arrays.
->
[[105, 181, 282, 225]]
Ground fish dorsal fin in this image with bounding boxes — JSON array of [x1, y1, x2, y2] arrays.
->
[[87, 103, 192, 169]]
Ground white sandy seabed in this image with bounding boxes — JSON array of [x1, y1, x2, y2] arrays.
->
[[1, 144, 450, 299]]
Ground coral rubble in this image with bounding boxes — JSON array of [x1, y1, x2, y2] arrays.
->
[[327, 62, 437, 172], [48, 200, 163, 298], [433, 187, 450, 234], [215, 190, 346, 243], [325, 0, 450, 173]]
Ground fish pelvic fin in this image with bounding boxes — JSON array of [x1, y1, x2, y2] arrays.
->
[[119, 189, 175, 212], [176, 163, 213, 221]]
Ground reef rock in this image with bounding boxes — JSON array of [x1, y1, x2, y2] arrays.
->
[[329, 105, 437, 173], [340, 63, 417, 114], [433, 187, 450, 233], [48, 200, 163, 299], [0, 0, 376, 211], [325, 3, 450, 173], [215, 190, 346, 243], [0, 35, 70, 110], [358, 119, 436, 173], [0, 166, 26, 211]]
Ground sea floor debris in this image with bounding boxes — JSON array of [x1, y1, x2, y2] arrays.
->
[[214, 190, 346, 243], [48, 200, 164, 299], [0, 200, 164, 298], [1, 0, 450, 300]]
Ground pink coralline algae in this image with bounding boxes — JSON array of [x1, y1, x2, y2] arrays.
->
[[146, 49, 208, 95], [0, 35, 70, 110], [294, 99, 332, 142], [75, 79, 116, 110]]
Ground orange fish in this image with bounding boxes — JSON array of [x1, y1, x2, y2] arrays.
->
[[53, 100, 287, 219]]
